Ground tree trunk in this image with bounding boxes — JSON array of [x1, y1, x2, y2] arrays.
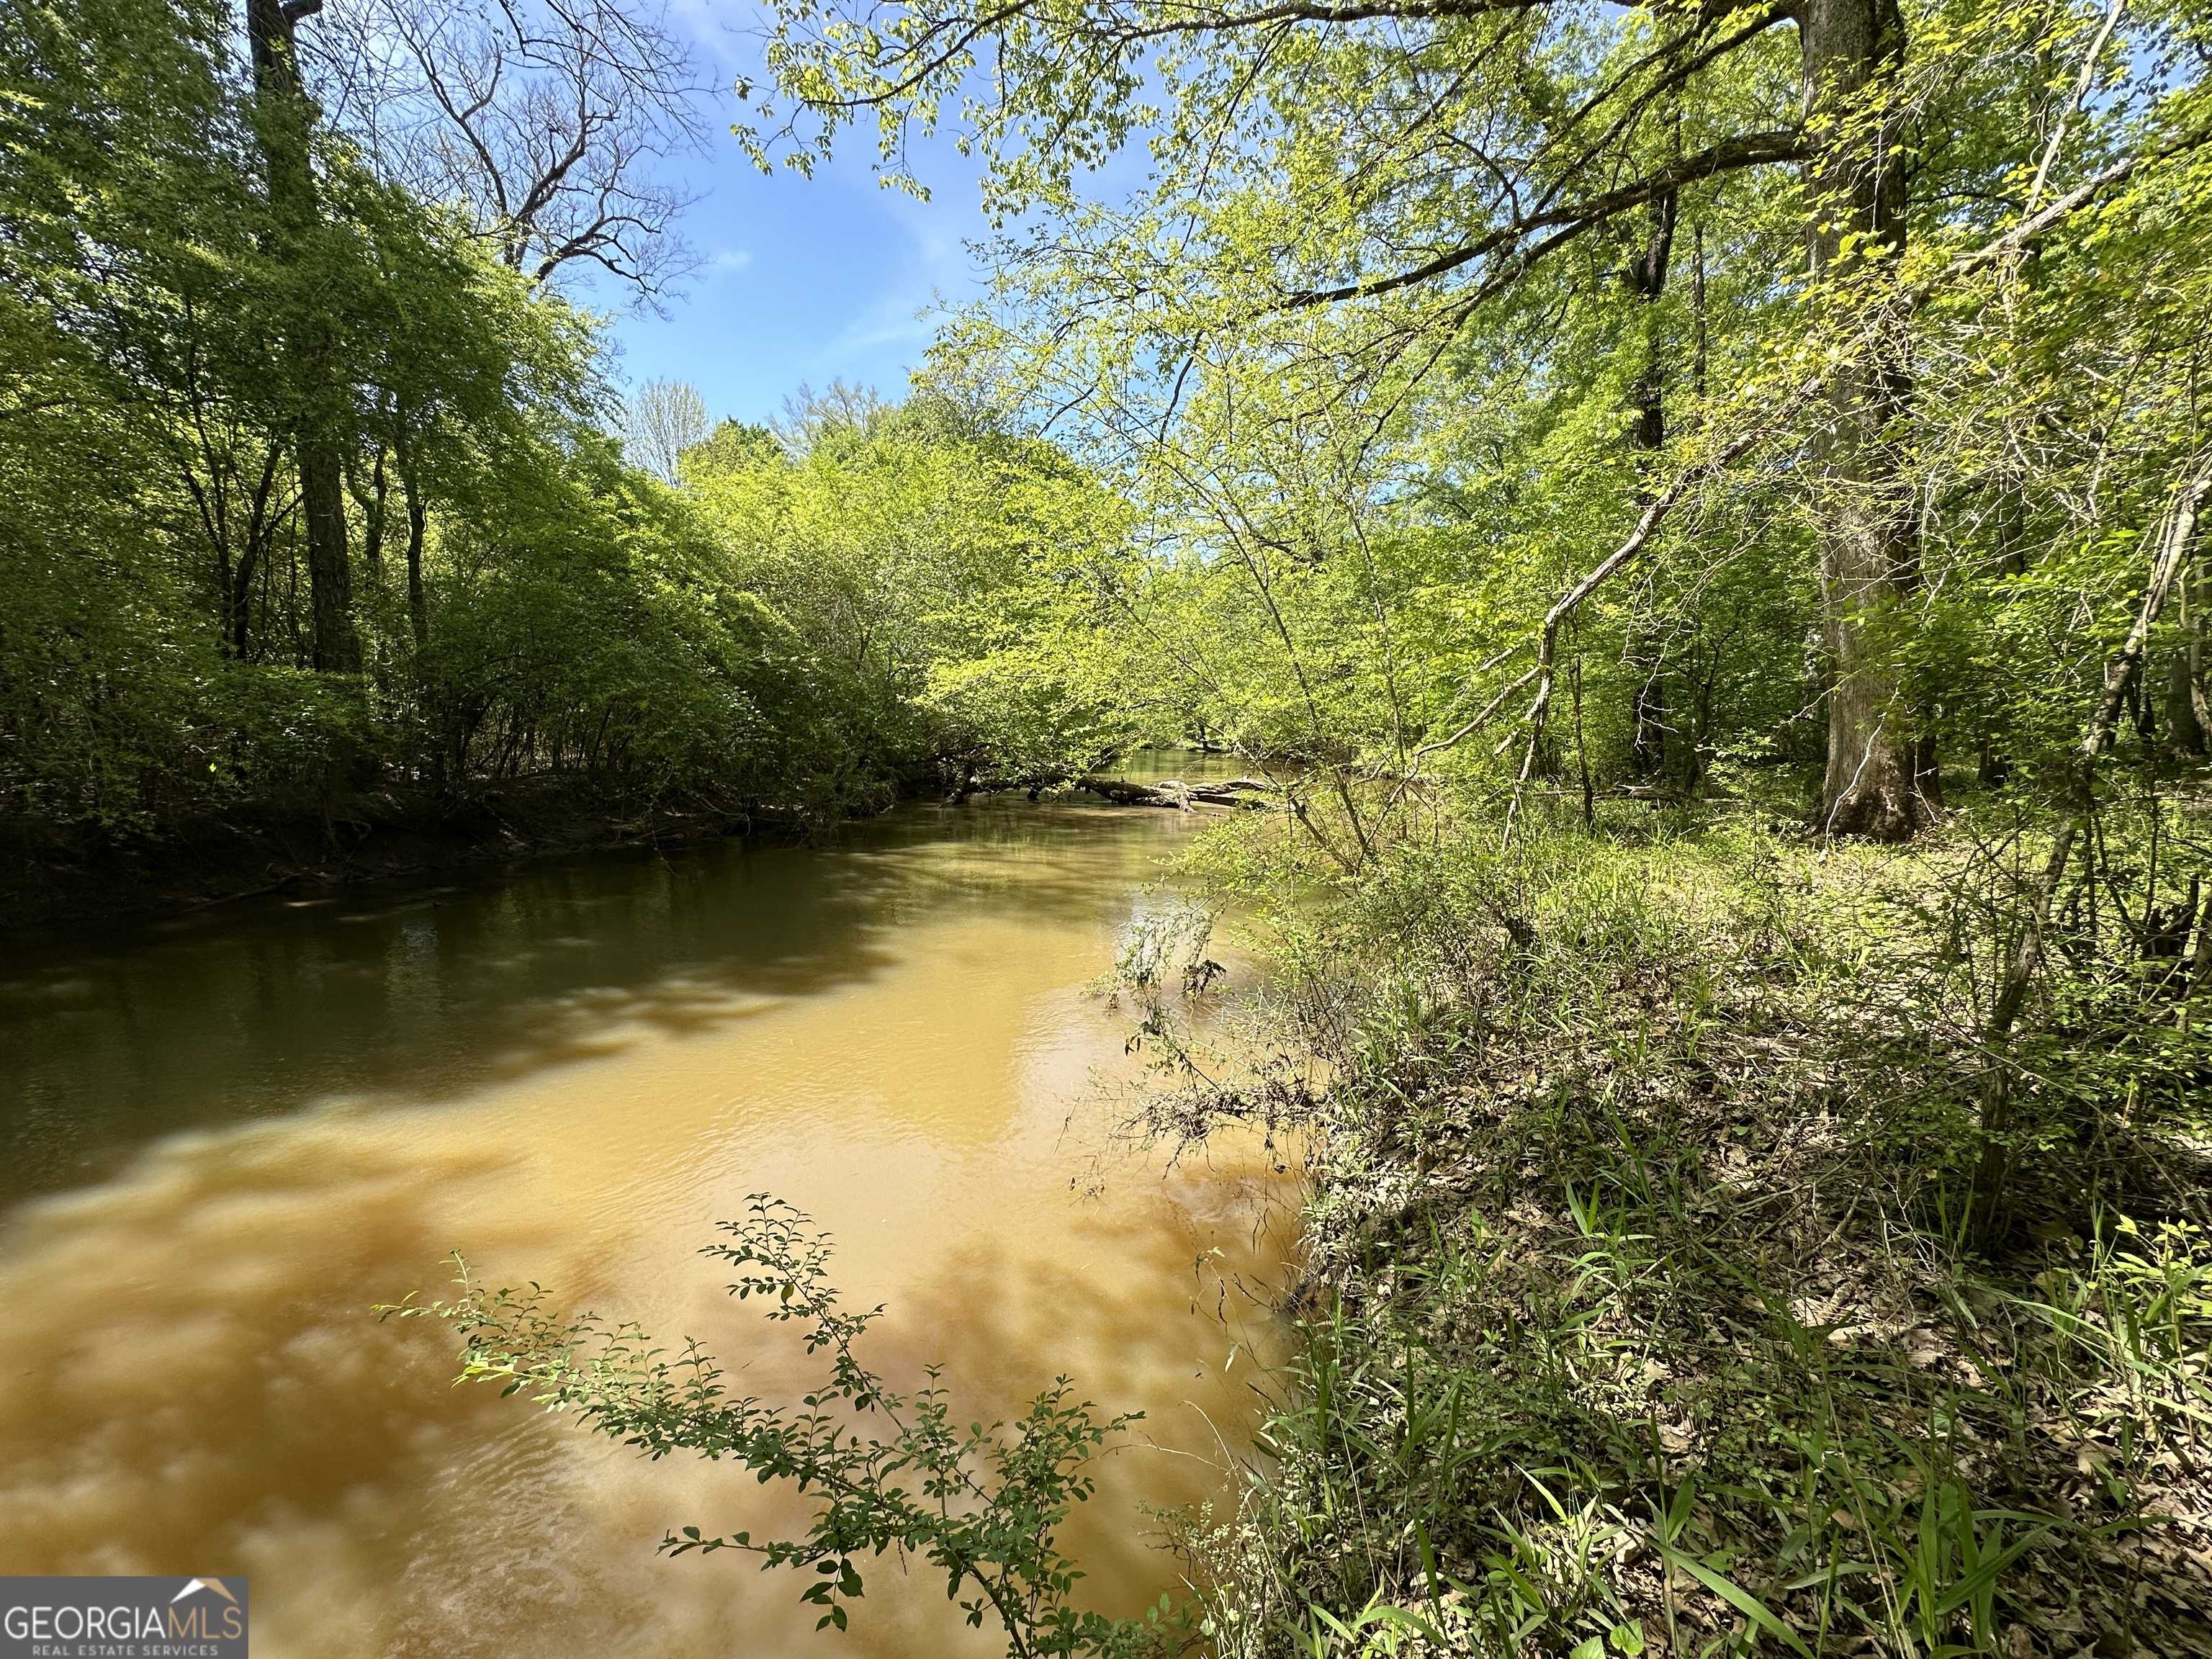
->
[[301, 434, 356, 669], [1799, 0, 1936, 839], [395, 429, 430, 648], [1075, 775, 1271, 809], [1624, 188, 1678, 784], [1632, 671, 1668, 781], [2172, 562, 2207, 757], [349, 441, 389, 577], [1626, 188, 1675, 452], [405, 489, 429, 649], [228, 536, 264, 660], [246, 0, 359, 673], [2195, 564, 2211, 740]]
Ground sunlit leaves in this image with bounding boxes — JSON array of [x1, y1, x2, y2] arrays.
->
[[390, 1196, 1177, 1658]]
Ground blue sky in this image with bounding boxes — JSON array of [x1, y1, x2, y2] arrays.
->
[[583, 5, 997, 428]]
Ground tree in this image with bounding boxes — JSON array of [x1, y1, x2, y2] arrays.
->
[[685, 385, 1139, 796], [1797, 0, 1935, 838], [774, 379, 895, 455], [620, 378, 710, 483], [735, 0, 2197, 837], [307, 0, 712, 300], [681, 418, 785, 480], [245, 0, 359, 672]]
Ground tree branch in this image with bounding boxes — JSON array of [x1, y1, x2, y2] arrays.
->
[[1282, 129, 1804, 309]]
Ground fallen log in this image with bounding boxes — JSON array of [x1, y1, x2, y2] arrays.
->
[[1072, 775, 1273, 810]]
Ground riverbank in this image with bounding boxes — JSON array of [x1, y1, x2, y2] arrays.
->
[[0, 783, 791, 934], [1165, 817, 2212, 1658], [0, 751, 1264, 934]]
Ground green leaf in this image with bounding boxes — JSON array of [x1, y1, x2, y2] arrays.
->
[[1657, 1544, 1813, 1658]]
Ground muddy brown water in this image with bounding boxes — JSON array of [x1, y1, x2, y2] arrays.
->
[[0, 763, 1294, 1656]]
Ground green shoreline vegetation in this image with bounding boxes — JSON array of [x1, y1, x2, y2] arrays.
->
[[12, 0, 2212, 1653], [1, 0, 1142, 926]]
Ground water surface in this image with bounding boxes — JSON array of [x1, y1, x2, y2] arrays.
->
[[0, 773, 1290, 1655]]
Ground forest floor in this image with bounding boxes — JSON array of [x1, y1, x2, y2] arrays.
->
[[1151, 814, 2212, 1658]]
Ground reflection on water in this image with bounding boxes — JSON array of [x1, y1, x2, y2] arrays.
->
[[0, 770, 1292, 1658]]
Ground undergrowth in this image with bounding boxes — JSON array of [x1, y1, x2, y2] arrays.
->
[[1138, 804, 2212, 1658]]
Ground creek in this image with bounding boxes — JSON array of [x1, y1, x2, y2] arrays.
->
[[0, 758, 1292, 1656]]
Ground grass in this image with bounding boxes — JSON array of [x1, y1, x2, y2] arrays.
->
[[1138, 803, 2212, 1658]]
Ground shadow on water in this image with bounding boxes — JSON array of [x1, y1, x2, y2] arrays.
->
[[0, 1038, 1293, 1659], [0, 795, 1172, 1201], [0, 760, 1291, 1658]]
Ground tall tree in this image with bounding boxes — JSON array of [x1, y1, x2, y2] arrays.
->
[[245, 0, 359, 671], [307, 0, 711, 300], [1798, 0, 1933, 837], [1624, 186, 1679, 784]]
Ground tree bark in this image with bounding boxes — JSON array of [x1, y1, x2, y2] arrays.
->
[[2170, 562, 2207, 757], [300, 433, 356, 668], [397, 441, 429, 649], [1624, 187, 1678, 783], [246, 0, 360, 673], [348, 442, 389, 577], [228, 536, 264, 660], [1626, 187, 1676, 452], [1074, 775, 1270, 809], [1799, 0, 1936, 839]]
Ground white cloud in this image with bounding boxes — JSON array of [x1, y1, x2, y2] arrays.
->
[[665, 0, 757, 76], [814, 186, 981, 375]]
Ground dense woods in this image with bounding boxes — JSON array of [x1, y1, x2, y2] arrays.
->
[[0, 0, 1132, 914], [12, 0, 2212, 1653]]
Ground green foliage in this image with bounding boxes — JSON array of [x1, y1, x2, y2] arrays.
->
[[0, 0, 1141, 857], [684, 391, 1143, 797], [18, 0, 2212, 1647], [1146, 816, 2212, 1655], [387, 1196, 1178, 1659], [738, 0, 2212, 845]]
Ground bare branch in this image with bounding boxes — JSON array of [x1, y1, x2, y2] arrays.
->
[[305, 0, 714, 301]]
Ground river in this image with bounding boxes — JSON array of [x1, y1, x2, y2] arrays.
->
[[0, 763, 1294, 1656]]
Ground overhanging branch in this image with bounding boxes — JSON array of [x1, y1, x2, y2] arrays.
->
[[1282, 129, 1804, 310]]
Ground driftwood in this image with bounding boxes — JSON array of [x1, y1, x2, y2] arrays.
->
[[1073, 775, 1273, 810]]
